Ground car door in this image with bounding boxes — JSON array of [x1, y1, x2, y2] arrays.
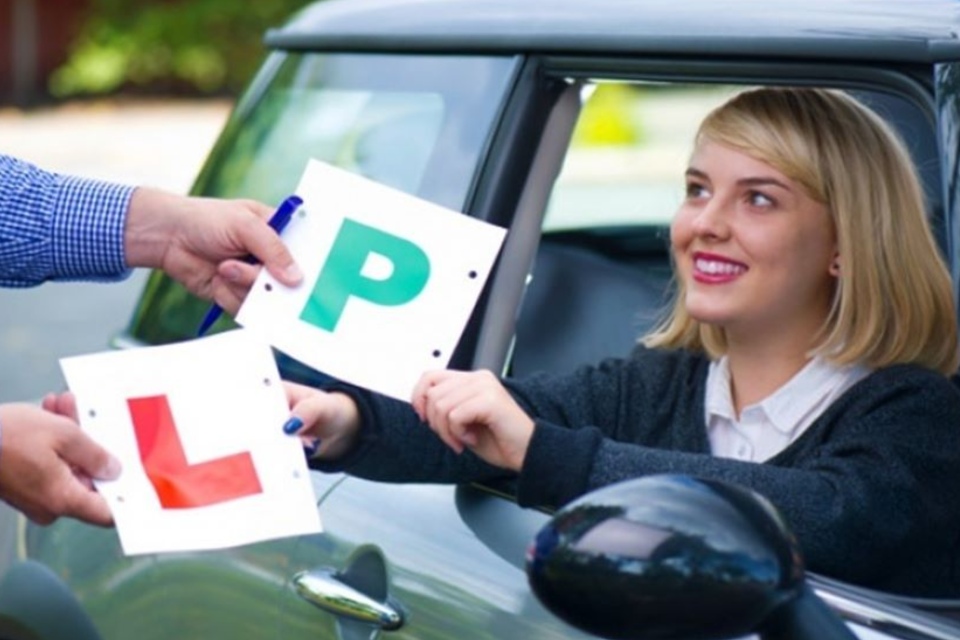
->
[[277, 478, 586, 639]]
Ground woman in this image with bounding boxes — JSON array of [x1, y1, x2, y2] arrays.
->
[[282, 87, 960, 597]]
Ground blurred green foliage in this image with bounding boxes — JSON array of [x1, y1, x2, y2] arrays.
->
[[50, 0, 316, 98]]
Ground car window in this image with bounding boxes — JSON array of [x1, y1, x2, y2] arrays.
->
[[212, 88, 445, 204], [544, 80, 942, 238], [543, 82, 742, 232], [197, 52, 517, 212]]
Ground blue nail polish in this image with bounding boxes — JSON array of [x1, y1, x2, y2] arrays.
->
[[283, 417, 304, 434]]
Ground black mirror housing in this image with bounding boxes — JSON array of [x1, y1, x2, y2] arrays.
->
[[525, 474, 851, 640]]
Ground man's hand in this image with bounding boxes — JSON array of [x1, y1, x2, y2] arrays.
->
[[0, 402, 121, 526], [123, 188, 303, 314]]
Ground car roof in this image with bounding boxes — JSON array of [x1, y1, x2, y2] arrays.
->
[[266, 0, 960, 64]]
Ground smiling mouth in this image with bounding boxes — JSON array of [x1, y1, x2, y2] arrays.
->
[[693, 254, 748, 281]]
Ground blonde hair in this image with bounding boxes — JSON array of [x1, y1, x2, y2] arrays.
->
[[643, 87, 959, 375]]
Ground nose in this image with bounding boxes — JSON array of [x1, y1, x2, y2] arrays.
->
[[690, 197, 731, 240]]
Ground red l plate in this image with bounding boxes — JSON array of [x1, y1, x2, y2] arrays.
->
[[128, 395, 262, 509]]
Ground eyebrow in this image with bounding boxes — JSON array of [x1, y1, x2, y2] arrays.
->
[[685, 167, 792, 191]]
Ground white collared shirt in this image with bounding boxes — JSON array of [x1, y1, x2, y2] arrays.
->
[[706, 356, 871, 462]]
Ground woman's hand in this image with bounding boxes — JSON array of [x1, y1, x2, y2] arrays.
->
[[411, 369, 535, 472], [282, 382, 362, 460]]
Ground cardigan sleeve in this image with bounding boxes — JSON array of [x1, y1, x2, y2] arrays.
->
[[311, 348, 706, 485], [515, 363, 960, 595], [307, 380, 511, 485]]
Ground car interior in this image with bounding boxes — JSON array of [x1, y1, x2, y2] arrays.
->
[[509, 226, 673, 377]]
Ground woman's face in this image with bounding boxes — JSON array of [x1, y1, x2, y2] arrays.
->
[[671, 140, 837, 344]]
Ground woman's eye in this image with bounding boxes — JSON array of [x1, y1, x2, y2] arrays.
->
[[748, 191, 774, 207], [685, 183, 709, 199]]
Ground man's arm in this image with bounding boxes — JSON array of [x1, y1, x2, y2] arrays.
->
[[0, 154, 132, 286], [0, 153, 302, 301]]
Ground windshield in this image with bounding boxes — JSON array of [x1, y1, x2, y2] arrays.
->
[[126, 52, 517, 345]]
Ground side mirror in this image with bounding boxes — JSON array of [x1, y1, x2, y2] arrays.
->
[[526, 475, 856, 640]]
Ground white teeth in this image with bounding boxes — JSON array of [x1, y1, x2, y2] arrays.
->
[[695, 258, 745, 275]]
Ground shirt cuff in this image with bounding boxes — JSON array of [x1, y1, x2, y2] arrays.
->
[[51, 175, 134, 280]]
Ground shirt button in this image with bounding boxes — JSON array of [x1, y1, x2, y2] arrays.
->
[[737, 445, 749, 459]]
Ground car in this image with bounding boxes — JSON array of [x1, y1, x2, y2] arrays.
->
[[3, 0, 960, 638]]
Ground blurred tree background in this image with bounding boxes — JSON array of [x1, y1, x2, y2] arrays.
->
[[50, 0, 316, 99]]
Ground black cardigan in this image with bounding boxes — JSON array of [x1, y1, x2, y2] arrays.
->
[[313, 347, 960, 597]]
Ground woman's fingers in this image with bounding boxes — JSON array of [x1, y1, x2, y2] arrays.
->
[[280, 382, 362, 460], [418, 370, 507, 455], [283, 383, 334, 436]]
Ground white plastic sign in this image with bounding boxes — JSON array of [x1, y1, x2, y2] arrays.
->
[[60, 330, 321, 555], [236, 159, 506, 400]]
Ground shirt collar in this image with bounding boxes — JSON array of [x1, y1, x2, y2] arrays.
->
[[705, 357, 735, 421], [706, 355, 869, 435], [761, 357, 847, 434]]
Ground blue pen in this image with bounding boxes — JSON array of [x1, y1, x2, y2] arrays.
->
[[196, 194, 304, 337]]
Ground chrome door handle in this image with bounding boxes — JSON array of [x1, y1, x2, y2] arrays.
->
[[292, 568, 403, 630]]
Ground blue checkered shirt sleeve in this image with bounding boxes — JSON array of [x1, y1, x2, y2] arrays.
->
[[0, 153, 134, 287]]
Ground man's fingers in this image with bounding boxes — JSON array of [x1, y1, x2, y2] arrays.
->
[[41, 393, 57, 413], [210, 283, 244, 317], [58, 428, 121, 481], [22, 507, 55, 527], [212, 261, 259, 315], [54, 392, 79, 421], [215, 253, 296, 317], [245, 199, 275, 221], [61, 486, 114, 527], [218, 260, 260, 289], [237, 218, 302, 287]]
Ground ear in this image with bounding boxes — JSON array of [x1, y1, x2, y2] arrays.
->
[[829, 252, 840, 277]]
